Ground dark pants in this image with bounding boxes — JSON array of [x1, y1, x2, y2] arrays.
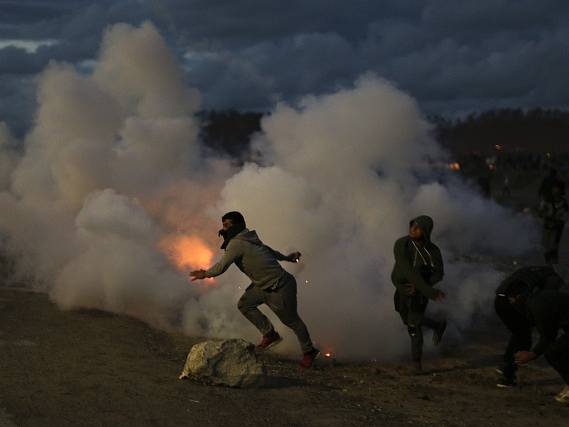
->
[[494, 296, 532, 378], [395, 291, 440, 362], [543, 225, 564, 264], [545, 333, 569, 384], [237, 275, 313, 353]]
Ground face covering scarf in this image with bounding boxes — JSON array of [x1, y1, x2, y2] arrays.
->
[[219, 224, 245, 249]]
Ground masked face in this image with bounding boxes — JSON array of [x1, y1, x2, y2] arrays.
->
[[218, 219, 245, 249], [218, 218, 233, 238], [221, 219, 233, 232]]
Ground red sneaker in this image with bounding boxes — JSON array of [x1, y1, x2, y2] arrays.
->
[[299, 348, 320, 368], [255, 331, 283, 352]]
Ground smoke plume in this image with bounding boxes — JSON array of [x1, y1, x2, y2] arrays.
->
[[0, 22, 538, 359]]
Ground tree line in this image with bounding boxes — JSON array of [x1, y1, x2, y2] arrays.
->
[[199, 108, 569, 157]]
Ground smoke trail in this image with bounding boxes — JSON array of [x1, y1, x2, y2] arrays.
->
[[0, 22, 538, 359]]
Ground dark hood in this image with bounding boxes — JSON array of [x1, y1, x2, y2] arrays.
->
[[410, 215, 434, 241]]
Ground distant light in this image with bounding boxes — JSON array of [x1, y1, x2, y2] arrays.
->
[[495, 144, 503, 151], [448, 162, 461, 171]]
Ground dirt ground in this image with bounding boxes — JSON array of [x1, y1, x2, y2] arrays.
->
[[1, 287, 568, 427]]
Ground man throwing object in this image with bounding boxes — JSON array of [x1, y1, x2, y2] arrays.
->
[[191, 211, 319, 368]]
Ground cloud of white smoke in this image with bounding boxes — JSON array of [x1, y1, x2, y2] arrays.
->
[[214, 76, 538, 358], [0, 22, 539, 360], [0, 22, 225, 329]]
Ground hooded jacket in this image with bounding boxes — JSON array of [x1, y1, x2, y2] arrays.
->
[[390, 215, 444, 300], [205, 229, 292, 290], [496, 265, 564, 297]]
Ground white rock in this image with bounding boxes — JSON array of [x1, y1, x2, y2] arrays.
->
[[179, 339, 266, 388]]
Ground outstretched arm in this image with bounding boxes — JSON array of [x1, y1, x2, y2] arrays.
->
[[190, 241, 243, 280], [266, 245, 301, 263]]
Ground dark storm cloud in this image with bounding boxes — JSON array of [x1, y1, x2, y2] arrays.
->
[[0, 0, 75, 25], [161, 0, 419, 48], [0, 0, 568, 133], [0, 74, 36, 136], [185, 32, 360, 109]]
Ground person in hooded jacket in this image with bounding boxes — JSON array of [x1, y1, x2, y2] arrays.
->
[[190, 211, 319, 368], [505, 284, 569, 405], [494, 265, 564, 387], [391, 215, 447, 373]]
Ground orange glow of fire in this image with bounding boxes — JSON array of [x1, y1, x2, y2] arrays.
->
[[448, 162, 461, 171], [324, 352, 332, 358], [160, 235, 214, 281]]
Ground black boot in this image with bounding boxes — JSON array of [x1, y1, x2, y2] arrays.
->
[[496, 364, 517, 388]]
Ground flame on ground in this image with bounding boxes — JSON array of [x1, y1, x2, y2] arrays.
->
[[159, 234, 215, 281]]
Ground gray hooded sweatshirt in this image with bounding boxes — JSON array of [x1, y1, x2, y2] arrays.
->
[[205, 229, 292, 290]]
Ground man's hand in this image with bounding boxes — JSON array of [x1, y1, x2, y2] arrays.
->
[[515, 351, 537, 365], [190, 269, 207, 281], [288, 252, 302, 263], [404, 284, 417, 296], [432, 290, 446, 302]]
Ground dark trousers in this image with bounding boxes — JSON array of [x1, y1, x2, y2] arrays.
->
[[395, 291, 440, 362], [495, 296, 532, 377], [545, 333, 569, 384], [237, 275, 313, 353], [543, 225, 564, 264]]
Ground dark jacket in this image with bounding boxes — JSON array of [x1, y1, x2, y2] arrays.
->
[[527, 290, 569, 356], [539, 197, 569, 229], [539, 176, 566, 201], [496, 266, 564, 297], [391, 215, 444, 300]]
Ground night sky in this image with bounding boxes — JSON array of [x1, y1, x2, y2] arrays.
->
[[1, 0, 568, 135]]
